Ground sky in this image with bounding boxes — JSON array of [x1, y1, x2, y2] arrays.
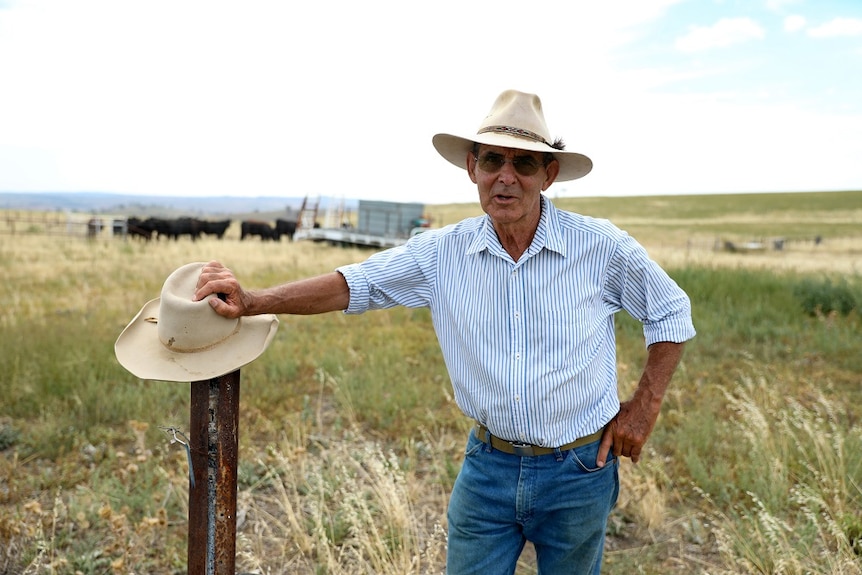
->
[[1, 0, 861, 205]]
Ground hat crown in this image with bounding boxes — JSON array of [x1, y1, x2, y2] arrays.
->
[[115, 262, 279, 382], [431, 89, 593, 182], [157, 263, 239, 352], [477, 90, 552, 146]]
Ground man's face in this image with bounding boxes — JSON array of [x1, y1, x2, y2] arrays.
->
[[467, 144, 559, 227]]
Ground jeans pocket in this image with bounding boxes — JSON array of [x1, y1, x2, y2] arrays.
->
[[567, 441, 616, 473], [464, 431, 484, 458]]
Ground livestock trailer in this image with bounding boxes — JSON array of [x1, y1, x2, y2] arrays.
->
[[294, 198, 429, 248]]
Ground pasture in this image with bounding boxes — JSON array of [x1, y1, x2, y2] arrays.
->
[[1, 190, 861, 574]]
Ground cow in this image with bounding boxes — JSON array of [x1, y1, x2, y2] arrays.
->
[[135, 217, 172, 240], [274, 219, 297, 241], [201, 219, 232, 239], [138, 217, 203, 241], [128, 224, 153, 241], [241, 220, 278, 241], [121, 217, 154, 241], [170, 217, 204, 241]]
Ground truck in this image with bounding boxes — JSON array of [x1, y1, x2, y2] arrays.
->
[[293, 197, 430, 248]]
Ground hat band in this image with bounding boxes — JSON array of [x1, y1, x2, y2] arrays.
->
[[159, 319, 242, 354], [477, 125, 549, 146]]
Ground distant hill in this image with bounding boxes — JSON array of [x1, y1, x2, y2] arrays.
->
[[0, 191, 357, 217]]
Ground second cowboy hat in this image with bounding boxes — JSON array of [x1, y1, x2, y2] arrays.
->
[[432, 89, 593, 182], [115, 262, 279, 382]]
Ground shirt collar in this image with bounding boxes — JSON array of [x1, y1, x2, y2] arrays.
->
[[466, 196, 567, 258], [539, 197, 566, 257]]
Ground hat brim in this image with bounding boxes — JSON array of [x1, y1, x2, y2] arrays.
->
[[432, 132, 593, 182], [114, 298, 279, 382]]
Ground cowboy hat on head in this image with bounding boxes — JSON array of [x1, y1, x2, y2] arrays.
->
[[432, 89, 593, 182], [115, 262, 278, 382]]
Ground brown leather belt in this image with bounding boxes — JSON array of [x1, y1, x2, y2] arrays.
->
[[474, 423, 604, 456]]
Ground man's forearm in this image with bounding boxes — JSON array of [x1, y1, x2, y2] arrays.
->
[[632, 341, 686, 418], [246, 272, 350, 316], [598, 341, 687, 464]]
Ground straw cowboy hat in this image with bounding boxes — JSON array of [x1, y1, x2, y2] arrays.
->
[[115, 262, 278, 382], [432, 89, 593, 182]]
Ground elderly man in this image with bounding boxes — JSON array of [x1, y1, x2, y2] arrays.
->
[[195, 89, 696, 574]]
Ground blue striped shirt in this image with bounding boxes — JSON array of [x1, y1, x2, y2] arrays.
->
[[337, 196, 695, 448]]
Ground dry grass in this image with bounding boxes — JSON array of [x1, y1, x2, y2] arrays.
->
[[2, 191, 861, 574], [649, 236, 862, 275], [704, 375, 862, 575], [427, 192, 862, 275]]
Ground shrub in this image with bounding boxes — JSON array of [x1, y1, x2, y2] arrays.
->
[[793, 278, 858, 316]]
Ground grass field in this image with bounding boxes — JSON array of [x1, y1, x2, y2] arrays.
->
[[1, 190, 861, 574]]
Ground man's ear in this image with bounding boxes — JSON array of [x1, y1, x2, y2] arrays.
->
[[466, 151, 478, 184], [542, 159, 560, 191]]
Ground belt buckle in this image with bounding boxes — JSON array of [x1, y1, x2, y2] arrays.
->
[[509, 442, 535, 457]]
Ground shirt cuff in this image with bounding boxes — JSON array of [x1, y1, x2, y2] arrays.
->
[[644, 317, 696, 347], [335, 263, 369, 315]]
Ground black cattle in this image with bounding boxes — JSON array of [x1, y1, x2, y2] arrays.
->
[[134, 217, 171, 240], [128, 224, 153, 241], [121, 217, 154, 241], [173, 217, 204, 241], [241, 220, 277, 241], [140, 217, 203, 241], [275, 219, 297, 241], [124, 217, 164, 240], [201, 219, 232, 239]]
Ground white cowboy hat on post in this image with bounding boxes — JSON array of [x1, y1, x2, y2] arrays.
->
[[432, 89, 593, 182], [115, 262, 278, 382]]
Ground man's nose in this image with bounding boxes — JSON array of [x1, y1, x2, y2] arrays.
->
[[497, 159, 519, 182]]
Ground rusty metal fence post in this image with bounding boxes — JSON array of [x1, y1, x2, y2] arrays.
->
[[188, 369, 241, 575]]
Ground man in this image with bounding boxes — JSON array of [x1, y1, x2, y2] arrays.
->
[[195, 89, 696, 574]]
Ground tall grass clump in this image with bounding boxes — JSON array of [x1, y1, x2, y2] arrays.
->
[[701, 369, 862, 574], [233, 370, 450, 574], [794, 277, 859, 317]]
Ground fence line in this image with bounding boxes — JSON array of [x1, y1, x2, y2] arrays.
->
[[0, 211, 851, 257], [0, 211, 127, 238]]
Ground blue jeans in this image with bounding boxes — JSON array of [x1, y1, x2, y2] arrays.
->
[[446, 429, 619, 575]]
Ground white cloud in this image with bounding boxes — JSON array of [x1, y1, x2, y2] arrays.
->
[[675, 18, 766, 52], [807, 17, 862, 38], [783, 14, 807, 33]]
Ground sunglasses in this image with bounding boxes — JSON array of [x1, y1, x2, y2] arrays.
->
[[475, 152, 543, 177]]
